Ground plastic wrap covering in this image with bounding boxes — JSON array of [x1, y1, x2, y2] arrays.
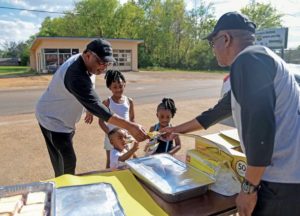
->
[[126, 154, 215, 202], [56, 183, 125, 216]]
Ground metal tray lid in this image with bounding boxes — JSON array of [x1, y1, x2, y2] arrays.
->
[[126, 154, 215, 195]]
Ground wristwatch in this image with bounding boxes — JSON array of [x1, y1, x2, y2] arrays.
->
[[241, 179, 260, 194]]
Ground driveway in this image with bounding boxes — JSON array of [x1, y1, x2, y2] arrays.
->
[[0, 71, 224, 115]]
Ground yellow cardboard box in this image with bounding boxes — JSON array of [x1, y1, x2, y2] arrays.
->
[[220, 129, 240, 143], [192, 133, 247, 181], [186, 149, 224, 178], [219, 129, 243, 152]]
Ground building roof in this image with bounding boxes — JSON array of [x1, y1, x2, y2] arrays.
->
[[31, 36, 144, 51]]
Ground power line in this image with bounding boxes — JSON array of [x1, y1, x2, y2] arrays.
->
[[0, 6, 71, 15]]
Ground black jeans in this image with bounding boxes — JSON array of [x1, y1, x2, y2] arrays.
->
[[39, 124, 76, 177], [253, 180, 300, 216]]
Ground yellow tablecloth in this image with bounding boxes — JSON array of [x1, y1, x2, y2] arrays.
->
[[49, 169, 168, 216]]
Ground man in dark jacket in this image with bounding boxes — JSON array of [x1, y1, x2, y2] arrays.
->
[[162, 12, 300, 216]]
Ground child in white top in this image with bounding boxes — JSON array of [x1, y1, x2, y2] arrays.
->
[[108, 127, 139, 169], [98, 70, 135, 168]]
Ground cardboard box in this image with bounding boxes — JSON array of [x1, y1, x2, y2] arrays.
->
[[192, 133, 247, 181], [220, 129, 240, 143], [219, 129, 243, 152], [186, 149, 221, 178]]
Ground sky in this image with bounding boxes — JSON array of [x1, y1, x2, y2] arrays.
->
[[0, 0, 299, 49]]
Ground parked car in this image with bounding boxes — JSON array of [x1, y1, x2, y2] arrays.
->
[[46, 63, 58, 74], [220, 63, 300, 127], [287, 64, 300, 85]]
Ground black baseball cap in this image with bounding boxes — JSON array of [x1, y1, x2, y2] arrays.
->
[[86, 39, 116, 62], [203, 12, 256, 41]]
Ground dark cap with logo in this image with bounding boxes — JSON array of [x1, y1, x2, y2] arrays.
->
[[86, 38, 116, 62], [203, 12, 256, 41]]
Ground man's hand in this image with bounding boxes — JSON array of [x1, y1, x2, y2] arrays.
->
[[236, 191, 257, 216], [160, 126, 177, 140], [160, 126, 174, 134], [107, 114, 148, 142], [160, 119, 203, 140], [127, 123, 148, 142], [84, 112, 93, 124]]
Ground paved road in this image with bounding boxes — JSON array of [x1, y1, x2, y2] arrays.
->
[[0, 75, 223, 116]]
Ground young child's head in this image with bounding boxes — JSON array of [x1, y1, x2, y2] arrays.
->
[[108, 127, 127, 151], [156, 98, 177, 127], [104, 70, 126, 97]]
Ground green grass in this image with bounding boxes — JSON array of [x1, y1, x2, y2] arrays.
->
[[0, 66, 36, 77]]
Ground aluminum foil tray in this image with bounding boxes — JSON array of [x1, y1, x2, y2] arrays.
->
[[56, 183, 125, 216], [126, 154, 215, 202], [0, 181, 55, 216]]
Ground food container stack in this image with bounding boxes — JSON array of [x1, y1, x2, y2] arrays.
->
[[0, 182, 55, 216]]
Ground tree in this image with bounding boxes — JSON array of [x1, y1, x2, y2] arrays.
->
[[75, 0, 119, 37], [20, 35, 36, 65], [1, 41, 19, 58], [36, 0, 219, 70], [241, 2, 283, 29], [112, 2, 145, 39], [38, 1, 120, 37], [188, 1, 215, 40], [0, 35, 35, 65], [38, 17, 60, 36], [137, 0, 216, 68]]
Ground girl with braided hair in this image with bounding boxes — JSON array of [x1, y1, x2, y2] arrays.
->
[[98, 69, 136, 168], [147, 98, 181, 155]]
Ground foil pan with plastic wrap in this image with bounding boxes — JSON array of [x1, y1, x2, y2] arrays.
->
[[55, 182, 125, 216], [126, 154, 215, 202], [0, 181, 55, 216]]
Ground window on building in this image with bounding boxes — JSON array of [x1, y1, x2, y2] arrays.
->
[[113, 49, 132, 69], [43, 48, 79, 73]]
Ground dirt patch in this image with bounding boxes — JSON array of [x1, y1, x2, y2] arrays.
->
[[0, 71, 231, 185], [0, 98, 233, 185]]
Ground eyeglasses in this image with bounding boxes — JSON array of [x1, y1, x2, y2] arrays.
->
[[209, 34, 225, 48], [89, 51, 113, 67]]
